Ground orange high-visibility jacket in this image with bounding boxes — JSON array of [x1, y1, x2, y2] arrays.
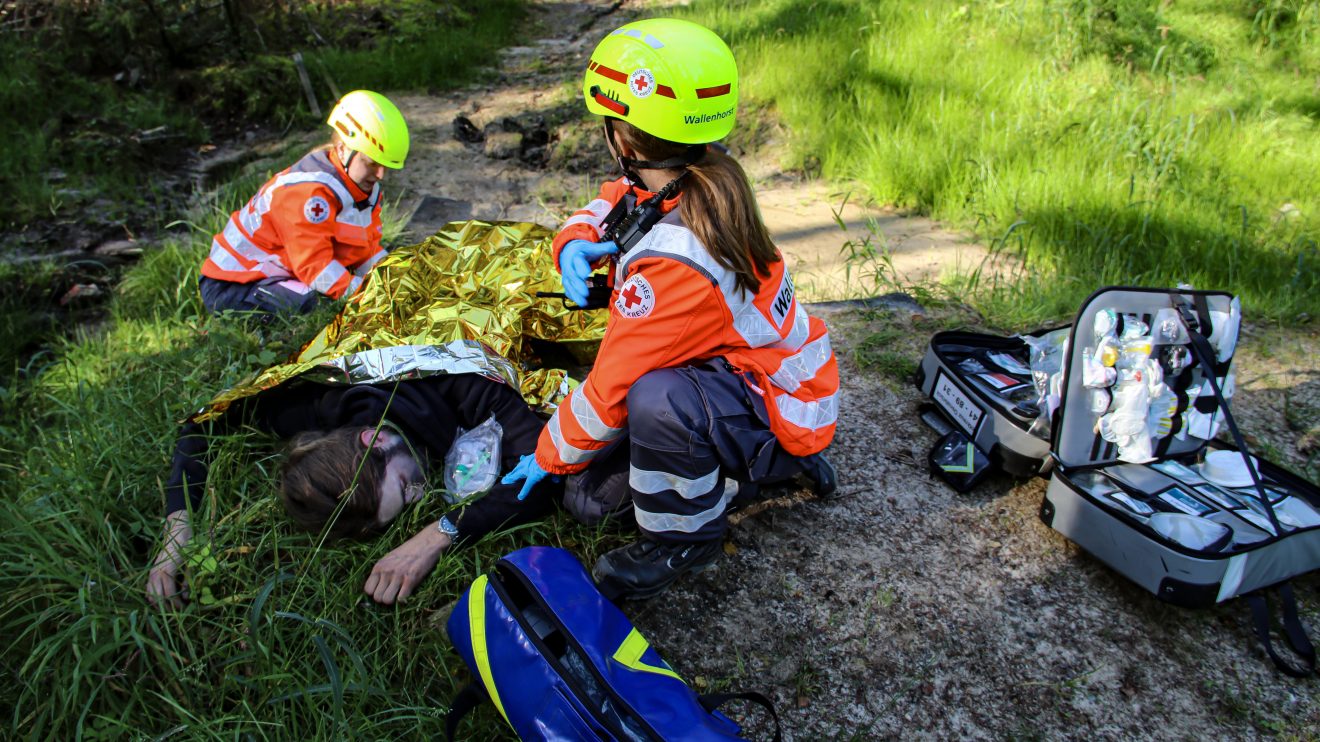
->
[[201, 148, 386, 299], [536, 178, 839, 475]]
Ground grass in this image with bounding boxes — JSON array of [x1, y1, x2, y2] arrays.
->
[[681, 0, 1320, 326], [0, 159, 627, 737]]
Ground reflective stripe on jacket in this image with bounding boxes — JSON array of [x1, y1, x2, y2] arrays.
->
[[536, 185, 839, 475], [200, 149, 386, 299]]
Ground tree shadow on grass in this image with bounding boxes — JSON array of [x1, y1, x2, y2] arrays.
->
[[1004, 203, 1320, 321]]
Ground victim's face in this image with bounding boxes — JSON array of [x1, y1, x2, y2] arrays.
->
[[359, 429, 427, 525]]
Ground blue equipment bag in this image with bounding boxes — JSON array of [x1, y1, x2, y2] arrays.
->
[[445, 546, 781, 741]]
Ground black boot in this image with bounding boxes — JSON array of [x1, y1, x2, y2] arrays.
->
[[592, 538, 723, 601], [798, 451, 838, 499]]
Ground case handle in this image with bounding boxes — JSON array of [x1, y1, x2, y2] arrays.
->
[[699, 691, 784, 742]]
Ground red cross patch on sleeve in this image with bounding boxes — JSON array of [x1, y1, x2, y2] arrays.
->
[[614, 274, 655, 319], [303, 195, 331, 224]]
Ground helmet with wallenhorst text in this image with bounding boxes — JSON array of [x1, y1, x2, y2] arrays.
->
[[582, 18, 738, 144], [327, 90, 410, 169]]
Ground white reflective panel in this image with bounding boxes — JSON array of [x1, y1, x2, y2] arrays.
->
[[206, 242, 248, 273], [336, 206, 373, 227], [571, 391, 624, 443], [269, 172, 351, 216], [769, 333, 833, 393], [771, 302, 811, 351], [775, 392, 839, 430], [634, 487, 734, 535], [629, 465, 720, 500], [239, 205, 263, 234], [561, 214, 605, 237], [547, 407, 597, 465], [222, 220, 270, 262], [310, 261, 348, 293]]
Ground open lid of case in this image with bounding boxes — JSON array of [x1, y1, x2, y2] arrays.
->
[[1051, 286, 1239, 470]]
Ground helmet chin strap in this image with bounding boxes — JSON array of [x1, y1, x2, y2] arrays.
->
[[604, 118, 706, 187]]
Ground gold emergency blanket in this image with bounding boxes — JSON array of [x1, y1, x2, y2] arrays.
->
[[191, 220, 608, 422]]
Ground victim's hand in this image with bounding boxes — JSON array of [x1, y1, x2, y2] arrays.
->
[[364, 525, 452, 605], [146, 511, 192, 608]]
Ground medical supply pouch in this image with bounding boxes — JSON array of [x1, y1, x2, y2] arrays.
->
[[928, 429, 993, 493], [916, 327, 1066, 478], [445, 546, 782, 740], [1037, 287, 1320, 676]]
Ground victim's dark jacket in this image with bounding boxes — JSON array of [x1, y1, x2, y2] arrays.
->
[[164, 373, 557, 544]]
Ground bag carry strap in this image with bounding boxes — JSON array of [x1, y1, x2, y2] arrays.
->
[[699, 691, 783, 742], [1176, 298, 1285, 535], [445, 682, 488, 741], [1244, 583, 1317, 678]]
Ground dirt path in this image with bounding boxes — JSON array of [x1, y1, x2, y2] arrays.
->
[[388, 0, 987, 303], [389, 3, 1319, 739]]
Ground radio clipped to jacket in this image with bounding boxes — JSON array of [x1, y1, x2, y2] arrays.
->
[[537, 175, 685, 311]]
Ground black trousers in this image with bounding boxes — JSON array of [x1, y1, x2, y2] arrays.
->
[[199, 275, 321, 316], [566, 362, 814, 543]]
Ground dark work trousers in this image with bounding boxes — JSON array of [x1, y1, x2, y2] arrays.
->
[[568, 361, 814, 544], [200, 275, 321, 316]]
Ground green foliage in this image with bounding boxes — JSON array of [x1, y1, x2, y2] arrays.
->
[[310, 0, 526, 92], [852, 320, 920, 382], [0, 260, 60, 380], [682, 0, 1320, 324], [0, 0, 526, 227]]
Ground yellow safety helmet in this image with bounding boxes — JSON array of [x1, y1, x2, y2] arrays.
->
[[326, 90, 410, 169], [583, 18, 738, 145]]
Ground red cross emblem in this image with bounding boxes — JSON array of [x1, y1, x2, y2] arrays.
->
[[629, 69, 656, 99], [304, 195, 331, 224], [620, 284, 643, 309], [614, 274, 654, 318]]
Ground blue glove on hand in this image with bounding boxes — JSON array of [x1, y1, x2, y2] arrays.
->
[[502, 454, 551, 501], [559, 239, 620, 307]]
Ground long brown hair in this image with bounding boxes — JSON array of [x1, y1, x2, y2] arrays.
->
[[611, 120, 779, 295], [279, 427, 387, 540]]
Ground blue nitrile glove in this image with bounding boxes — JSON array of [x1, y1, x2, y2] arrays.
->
[[502, 454, 550, 501], [559, 239, 619, 307]]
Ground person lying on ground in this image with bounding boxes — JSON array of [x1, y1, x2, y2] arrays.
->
[[503, 19, 840, 602], [146, 368, 561, 607], [199, 90, 409, 316]]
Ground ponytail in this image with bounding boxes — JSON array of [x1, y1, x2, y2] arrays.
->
[[612, 121, 779, 295]]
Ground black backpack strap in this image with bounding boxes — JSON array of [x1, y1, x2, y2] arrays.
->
[[1244, 582, 1317, 678], [1176, 298, 1284, 534], [699, 691, 783, 742], [445, 682, 488, 741]]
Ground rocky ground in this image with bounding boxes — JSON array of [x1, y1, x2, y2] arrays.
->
[[635, 305, 1320, 740]]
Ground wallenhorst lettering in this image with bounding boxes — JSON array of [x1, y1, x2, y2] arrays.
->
[[683, 107, 735, 125]]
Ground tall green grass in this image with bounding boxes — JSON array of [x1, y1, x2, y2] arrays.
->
[[684, 0, 1320, 325]]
